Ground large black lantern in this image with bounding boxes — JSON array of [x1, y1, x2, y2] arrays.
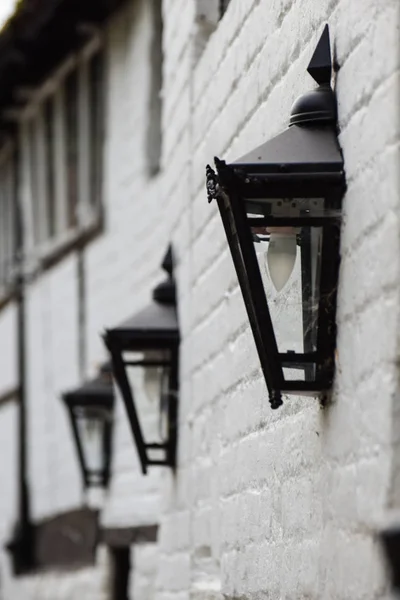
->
[[104, 246, 179, 475], [62, 364, 114, 488], [206, 25, 346, 409]]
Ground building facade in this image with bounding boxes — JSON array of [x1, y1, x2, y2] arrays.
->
[[0, 0, 399, 598]]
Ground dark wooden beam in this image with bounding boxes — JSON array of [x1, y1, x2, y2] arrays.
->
[[34, 508, 99, 570], [0, 0, 128, 113], [101, 525, 158, 548]]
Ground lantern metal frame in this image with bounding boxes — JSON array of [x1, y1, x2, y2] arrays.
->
[[206, 25, 346, 409], [62, 364, 114, 488], [104, 246, 179, 475]]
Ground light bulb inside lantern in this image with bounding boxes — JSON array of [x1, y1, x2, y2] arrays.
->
[[266, 228, 297, 292]]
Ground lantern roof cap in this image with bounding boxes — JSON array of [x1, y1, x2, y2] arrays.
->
[[105, 302, 179, 350], [105, 244, 179, 350], [290, 25, 337, 125], [153, 245, 176, 304], [62, 366, 114, 408], [229, 124, 343, 175]]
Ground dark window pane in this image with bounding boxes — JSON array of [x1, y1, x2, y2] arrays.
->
[[0, 152, 15, 286], [89, 52, 105, 208], [64, 70, 79, 228], [44, 98, 56, 238], [0, 166, 5, 284], [29, 121, 40, 244]]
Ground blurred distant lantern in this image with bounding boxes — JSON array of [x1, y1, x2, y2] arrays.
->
[[104, 246, 179, 474], [63, 364, 114, 488], [206, 25, 346, 409]]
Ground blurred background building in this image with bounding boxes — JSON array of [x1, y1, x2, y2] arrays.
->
[[0, 0, 398, 598]]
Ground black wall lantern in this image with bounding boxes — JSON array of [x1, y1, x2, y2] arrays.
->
[[206, 25, 346, 409], [62, 364, 114, 488], [104, 246, 179, 475]]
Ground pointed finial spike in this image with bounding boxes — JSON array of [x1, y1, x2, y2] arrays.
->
[[162, 245, 173, 276], [307, 24, 332, 85]]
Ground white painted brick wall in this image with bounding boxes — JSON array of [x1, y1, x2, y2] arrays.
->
[[159, 1, 400, 600], [0, 0, 399, 598], [131, 543, 159, 600]]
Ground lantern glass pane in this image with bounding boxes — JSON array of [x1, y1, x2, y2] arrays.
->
[[123, 349, 171, 460], [74, 406, 109, 476], [250, 218, 323, 381]]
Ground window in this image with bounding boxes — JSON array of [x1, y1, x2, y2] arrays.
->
[[64, 69, 79, 229], [0, 144, 16, 291], [89, 52, 105, 208], [20, 41, 105, 258], [44, 97, 56, 238]]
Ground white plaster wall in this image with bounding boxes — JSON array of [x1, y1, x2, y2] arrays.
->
[[0, 0, 399, 599], [0, 1, 165, 598], [25, 255, 83, 521], [84, 0, 166, 529], [1, 546, 110, 600], [0, 400, 18, 600], [0, 303, 19, 599]]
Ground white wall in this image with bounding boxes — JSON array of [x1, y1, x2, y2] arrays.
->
[[0, 0, 399, 599], [25, 255, 82, 520], [0, 0, 165, 597], [0, 400, 18, 600], [157, 0, 400, 599], [1, 547, 110, 600], [85, 0, 167, 530]]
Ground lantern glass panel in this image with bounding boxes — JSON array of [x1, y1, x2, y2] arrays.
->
[[73, 406, 109, 479], [243, 192, 341, 384], [122, 349, 172, 462], [251, 221, 323, 381]]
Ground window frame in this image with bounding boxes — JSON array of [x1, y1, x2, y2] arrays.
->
[[18, 34, 106, 267]]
